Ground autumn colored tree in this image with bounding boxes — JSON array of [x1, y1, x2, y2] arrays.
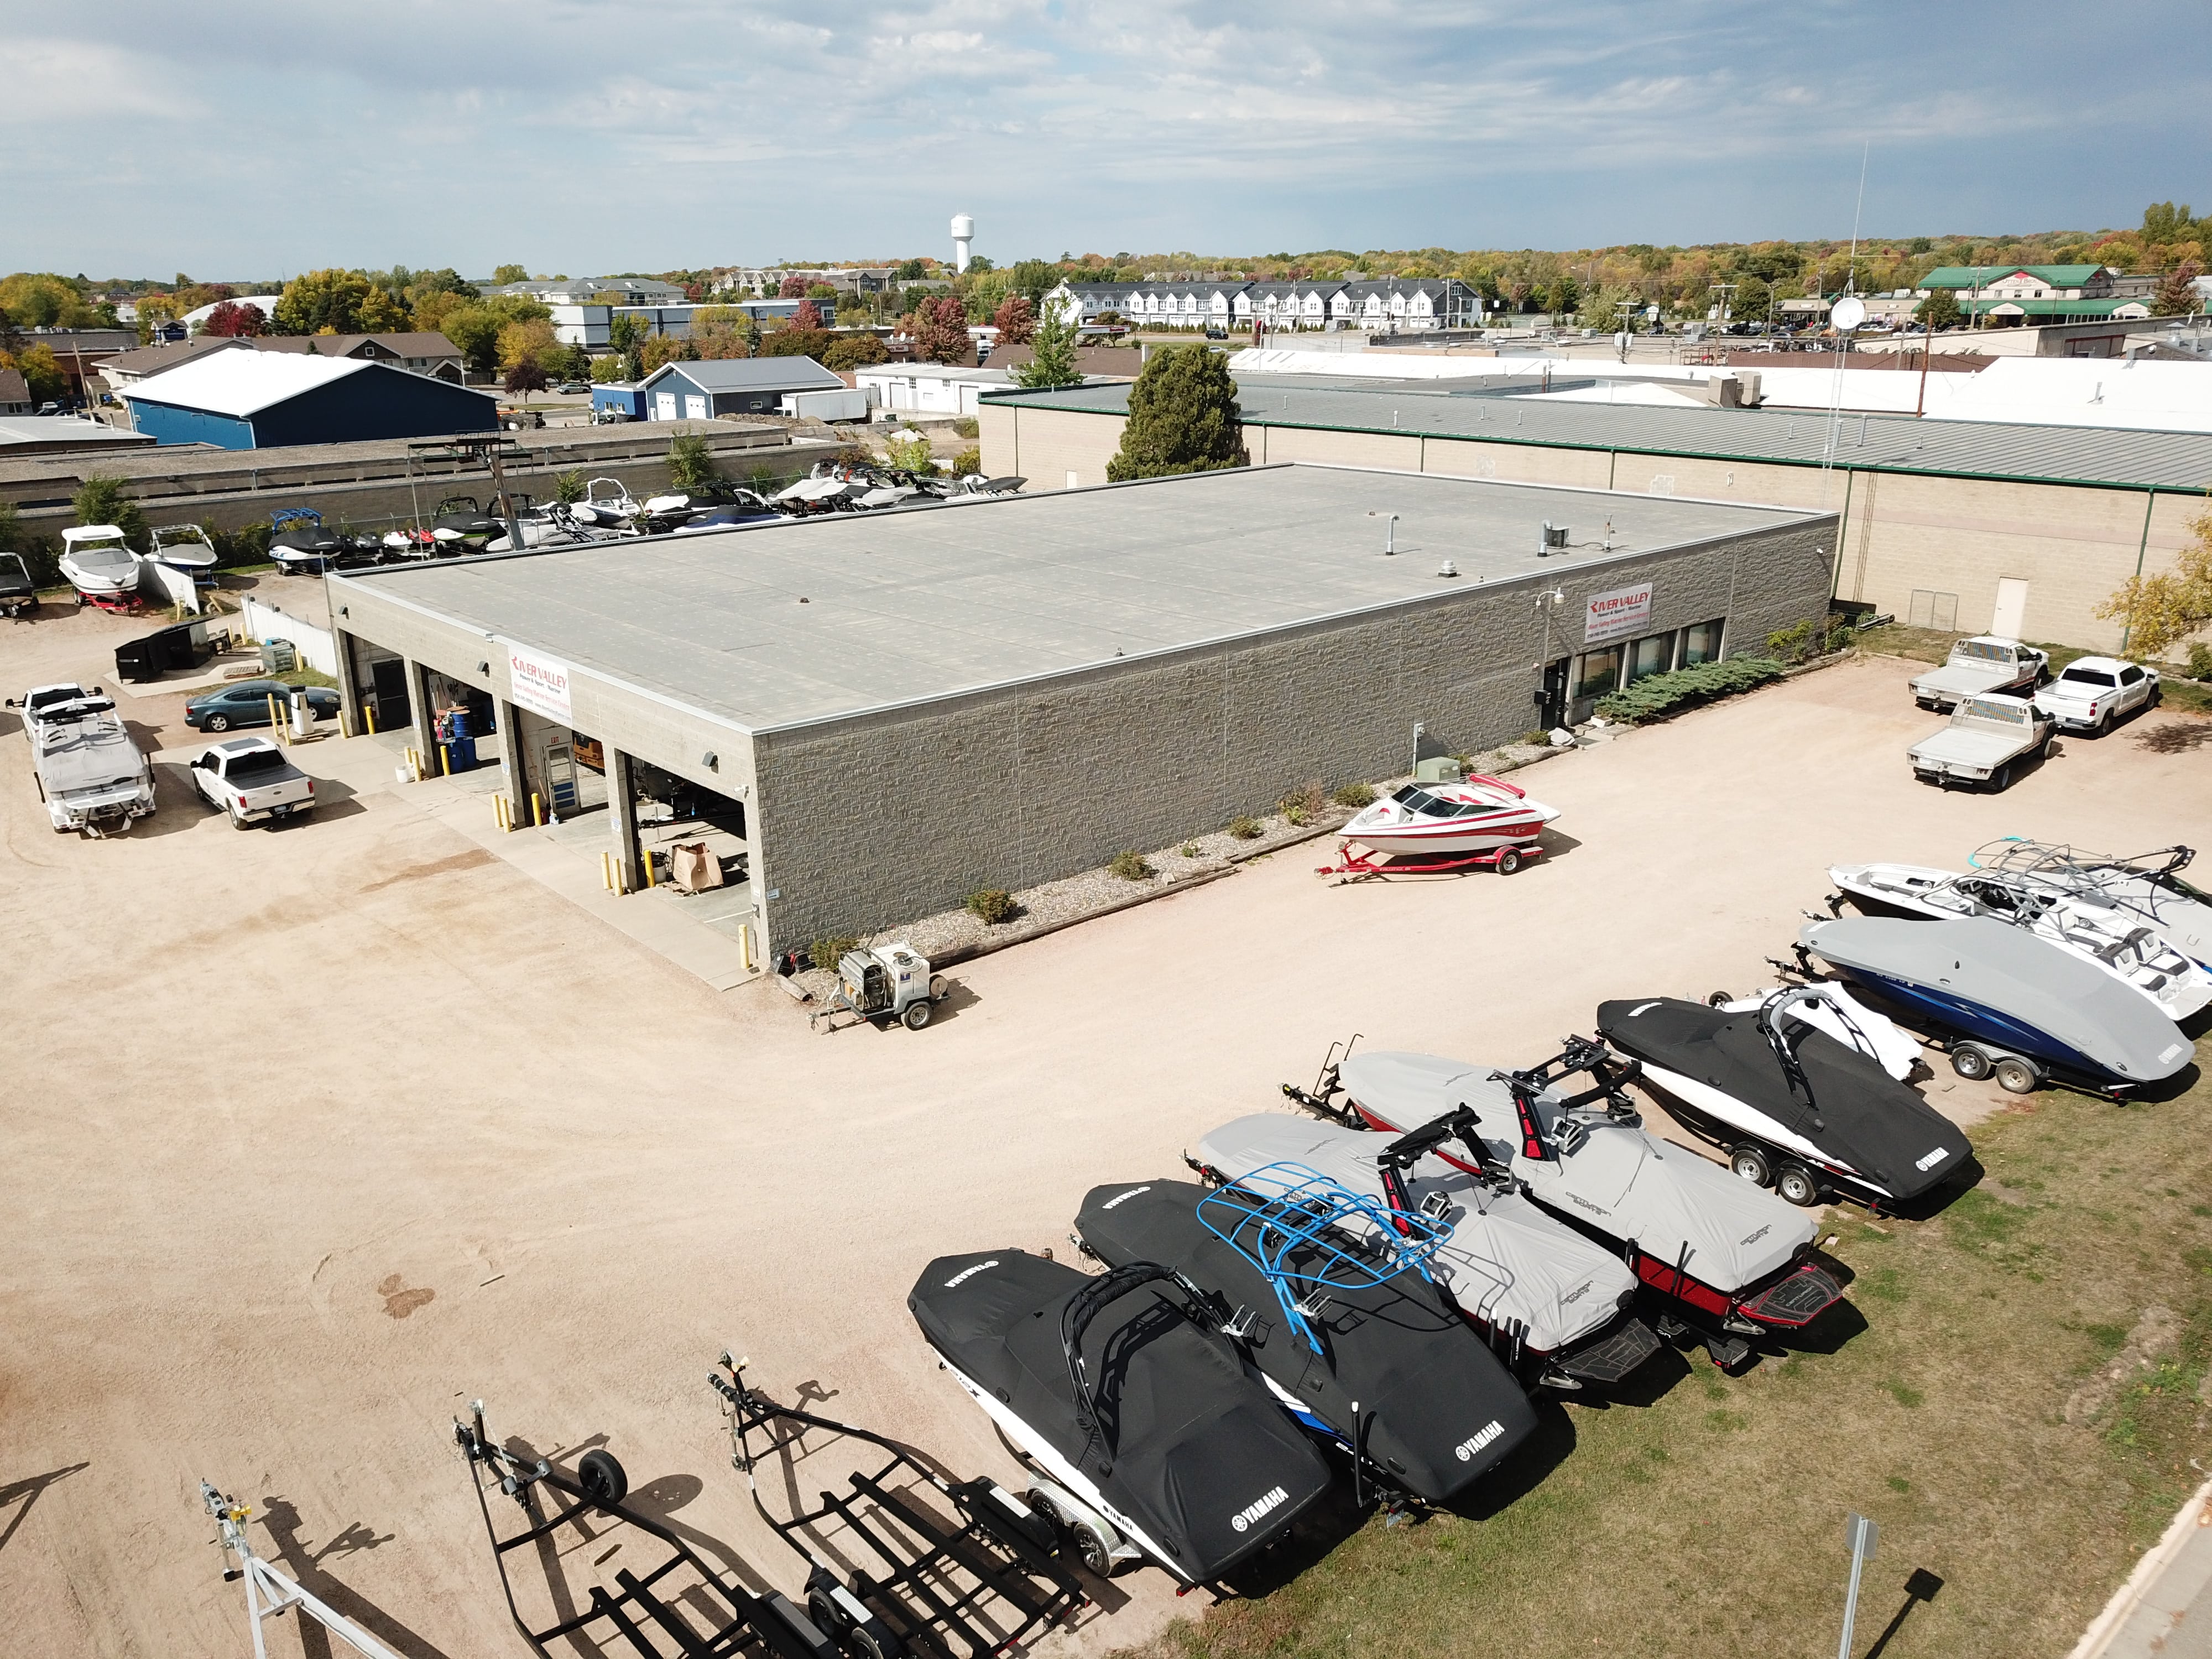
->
[[822, 333, 889, 371], [758, 327, 832, 359], [1, 343, 67, 403], [201, 300, 268, 337], [779, 274, 808, 298], [2098, 501, 2212, 658], [497, 317, 565, 377], [911, 295, 973, 364], [791, 299, 825, 332], [691, 306, 757, 359], [503, 359, 549, 402], [272, 269, 378, 336], [2152, 260, 2203, 317], [991, 294, 1036, 344], [639, 334, 696, 374]]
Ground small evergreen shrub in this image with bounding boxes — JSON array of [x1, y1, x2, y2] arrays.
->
[[1228, 815, 1263, 840], [1331, 782, 1376, 808], [1180, 843, 1201, 858], [809, 935, 863, 972], [953, 417, 979, 439], [1108, 851, 1153, 880], [1766, 619, 1817, 663], [2187, 642, 2212, 681], [964, 888, 1016, 925], [1592, 656, 1786, 723]]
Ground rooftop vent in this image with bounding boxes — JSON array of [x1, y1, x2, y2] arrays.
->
[[1538, 521, 1569, 556]]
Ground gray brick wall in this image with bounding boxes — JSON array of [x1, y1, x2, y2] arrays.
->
[[752, 518, 1834, 947]]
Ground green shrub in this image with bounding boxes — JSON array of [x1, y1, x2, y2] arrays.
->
[[1108, 850, 1153, 880], [808, 935, 863, 972], [208, 520, 270, 570], [1180, 842, 1201, 857], [1824, 617, 1856, 654], [1765, 618, 1817, 663], [950, 445, 982, 478], [1592, 656, 1786, 723], [667, 427, 720, 492], [1228, 815, 1262, 839], [73, 474, 148, 553], [2187, 642, 2212, 681], [953, 416, 979, 439], [1331, 782, 1376, 808], [964, 888, 1016, 925], [1517, 728, 1548, 746], [1277, 780, 1323, 825], [554, 469, 587, 504]]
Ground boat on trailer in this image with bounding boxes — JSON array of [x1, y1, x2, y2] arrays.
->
[[1326, 774, 1561, 877], [59, 525, 140, 606]]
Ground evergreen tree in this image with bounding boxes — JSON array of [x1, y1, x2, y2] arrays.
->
[[73, 474, 148, 553], [1105, 346, 1245, 481], [1012, 307, 1082, 389]]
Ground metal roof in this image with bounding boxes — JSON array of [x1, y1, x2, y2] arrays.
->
[[334, 463, 1826, 734], [118, 352, 494, 419], [992, 380, 2212, 492], [642, 357, 843, 394]]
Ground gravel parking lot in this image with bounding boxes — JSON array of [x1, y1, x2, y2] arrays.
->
[[2, 632, 2206, 1657]]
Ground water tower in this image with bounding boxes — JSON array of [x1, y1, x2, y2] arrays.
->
[[950, 213, 975, 274]]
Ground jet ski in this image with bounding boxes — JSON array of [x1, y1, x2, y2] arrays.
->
[[1709, 982, 1921, 1081], [1074, 1173, 1536, 1506], [1197, 1110, 1660, 1390], [1798, 915, 2196, 1098], [908, 1249, 1331, 1584], [1597, 991, 1975, 1209], [1829, 863, 2212, 1024], [1300, 1039, 1844, 1369], [1971, 840, 2212, 972]]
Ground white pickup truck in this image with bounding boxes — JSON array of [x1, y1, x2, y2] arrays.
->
[[1909, 636, 2049, 711], [1909, 693, 2054, 791], [189, 736, 315, 828]]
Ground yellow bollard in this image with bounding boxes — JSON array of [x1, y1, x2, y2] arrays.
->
[[531, 793, 543, 827], [601, 851, 614, 891], [364, 703, 378, 735], [439, 744, 452, 777], [739, 923, 754, 973], [643, 847, 656, 889]]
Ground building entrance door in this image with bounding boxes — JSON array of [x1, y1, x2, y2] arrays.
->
[[1991, 577, 2029, 639], [1537, 658, 1569, 731], [545, 743, 579, 813]]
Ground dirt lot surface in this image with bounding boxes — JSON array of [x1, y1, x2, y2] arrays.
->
[[2, 638, 2207, 1658]]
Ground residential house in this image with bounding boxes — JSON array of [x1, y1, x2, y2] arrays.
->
[[0, 367, 35, 414]]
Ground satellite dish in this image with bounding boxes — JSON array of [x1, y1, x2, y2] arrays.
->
[[1830, 296, 1867, 331]]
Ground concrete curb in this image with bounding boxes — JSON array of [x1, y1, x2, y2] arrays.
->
[[2065, 1472, 2212, 1659]]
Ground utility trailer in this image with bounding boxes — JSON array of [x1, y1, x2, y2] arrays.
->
[[454, 1399, 842, 1659], [1908, 693, 2053, 791], [709, 1354, 1086, 1659], [201, 1483, 408, 1659]]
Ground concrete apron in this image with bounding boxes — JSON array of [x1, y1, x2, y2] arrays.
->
[[340, 732, 764, 994]]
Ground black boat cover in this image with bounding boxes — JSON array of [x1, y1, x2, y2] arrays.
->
[[908, 1249, 1331, 1582], [1598, 998, 1973, 1201], [1075, 1181, 1535, 1504]]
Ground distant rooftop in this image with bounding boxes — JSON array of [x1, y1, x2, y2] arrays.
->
[[332, 463, 1825, 733]]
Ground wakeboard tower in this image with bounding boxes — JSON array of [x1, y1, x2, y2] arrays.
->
[[907, 1250, 1332, 1585], [1293, 1037, 1845, 1369], [1598, 990, 1975, 1209], [1074, 1171, 1537, 1507]]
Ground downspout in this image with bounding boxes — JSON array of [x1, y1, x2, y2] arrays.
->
[[2121, 487, 2157, 653], [1833, 469, 1855, 602]]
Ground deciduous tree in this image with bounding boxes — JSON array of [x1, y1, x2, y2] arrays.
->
[[911, 296, 972, 365], [492, 264, 529, 285], [2152, 260, 2203, 317], [1106, 345, 1245, 481], [759, 327, 832, 360], [73, 474, 148, 552], [822, 333, 889, 371], [791, 299, 825, 333], [2, 343, 66, 403], [2098, 502, 2212, 658], [503, 359, 548, 401], [779, 274, 809, 298], [991, 294, 1036, 345], [667, 427, 721, 492], [1914, 288, 1963, 331], [639, 334, 695, 374], [201, 300, 267, 337], [272, 269, 377, 336]]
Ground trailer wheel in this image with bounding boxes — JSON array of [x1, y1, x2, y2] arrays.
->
[[1775, 1164, 1822, 1207], [1950, 1043, 1994, 1082], [1992, 1056, 2042, 1095], [577, 1448, 628, 1506], [902, 1000, 932, 1030], [1495, 847, 1522, 875], [1729, 1145, 1772, 1187]]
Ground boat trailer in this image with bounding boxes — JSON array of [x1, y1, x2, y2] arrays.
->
[[455, 1398, 841, 1659], [1315, 840, 1545, 883], [710, 1354, 1087, 1659], [200, 1481, 406, 1659]]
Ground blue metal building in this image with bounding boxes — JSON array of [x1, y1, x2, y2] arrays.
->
[[590, 381, 648, 422], [119, 353, 497, 450]]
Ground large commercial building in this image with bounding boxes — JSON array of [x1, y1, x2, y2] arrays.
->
[[118, 352, 496, 449], [326, 463, 1834, 953], [980, 378, 2212, 653]]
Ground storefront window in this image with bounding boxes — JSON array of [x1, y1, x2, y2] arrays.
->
[[1627, 633, 1676, 684], [1682, 619, 1725, 665], [1574, 646, 1622, 700]]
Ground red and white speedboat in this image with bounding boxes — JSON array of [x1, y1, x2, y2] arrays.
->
[[1339, 775, 1560, 858]]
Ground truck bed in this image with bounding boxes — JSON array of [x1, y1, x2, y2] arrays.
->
[[1910, 728, 2031, 771]]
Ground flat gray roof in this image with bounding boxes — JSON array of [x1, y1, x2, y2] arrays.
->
[[993, 379, 2212, 492], [337, 463, 1822, 733]]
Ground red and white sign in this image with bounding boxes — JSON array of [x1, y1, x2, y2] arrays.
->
[[1583, 582, 1655, 644], [507, 644, 573, 724]]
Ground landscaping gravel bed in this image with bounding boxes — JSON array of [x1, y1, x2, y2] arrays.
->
[[783, 740, 1562, 1000]]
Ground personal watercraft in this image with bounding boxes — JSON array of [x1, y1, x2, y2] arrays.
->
[[1797, 915, 2195, 1097], [1196, 1109, 1659, 1389], [1294, 1039, 1845, 1368], [1598, 991, 1974, 1209], [1971, 840, 2212, 971], [1829, 862, 2212, 1023], [1074, 1173, 1536, 1505], [908, 1250, 1331, 1584]]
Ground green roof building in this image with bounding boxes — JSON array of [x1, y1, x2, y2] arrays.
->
[[1918, 264, 2114, 299]]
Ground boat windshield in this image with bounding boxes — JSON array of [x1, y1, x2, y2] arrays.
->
[[1390, 784, 1507, 820]]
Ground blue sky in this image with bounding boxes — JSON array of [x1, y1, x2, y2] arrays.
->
[[4, 0, 2207, 278]]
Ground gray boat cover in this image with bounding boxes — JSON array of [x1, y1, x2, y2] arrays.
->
[[1196, 1113, 1636, 1357], [1799, 916, 2195, 1084], [1334, 1052, 1817, 1293]]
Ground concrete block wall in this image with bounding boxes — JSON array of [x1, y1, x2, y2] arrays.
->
[[749, 518, 1835, 948]]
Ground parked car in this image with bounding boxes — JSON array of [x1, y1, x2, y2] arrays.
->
[[2032, 656, 2159, 735], [189, 735, 315, 827], [1910, 693, 2054, 791], [1909, 635, 2049, 712], [183, 679, 340, 733], [556, 380, 591, 394]]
